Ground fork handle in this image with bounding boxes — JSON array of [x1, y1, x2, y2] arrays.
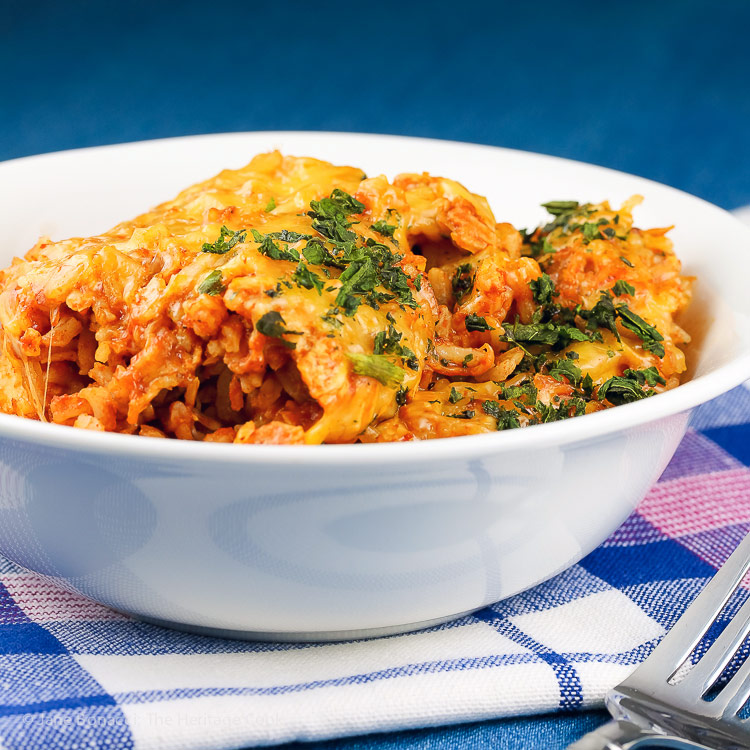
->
[[567, 719, 710, 749]]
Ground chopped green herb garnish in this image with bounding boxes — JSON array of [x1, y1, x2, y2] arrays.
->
[[534, 397, 586, 422], [582, 222, 604, 243], [465, 313, 493, 332], [529, 273, 557, 305], [302, 238, 339, 267], [541, 200, 579, 216], [498, 382, 538, 403], [597, 367, 665, 405], [619, 255, 635, 267], [347, 352, 405, 388], [582, 291, 620, 341], [202, 226, 247, 255], [371, 220, 397, 239], [308, 189, 365, 244], [255, 311, 302, 349], [251, 229, 301, 263], [623, 366, 666, 387], [451, 263, 475, 304], [528, 237, 558, 257], [292, 262, 324, 294], [598, 375, 651, 405], [615, 304, 665, 357], [197, 269, 225, 296], [448, 409, 475, 419], [321, 313, 343, 328], [373, 318, 419, 369], [265, 197, 276, 212], [482, 400, 520, 430], [449, 387, 462, 404], [304, 190, 416, 316], [502, 321, 589, 348], [267, 229, 311, 243], [612, 280, 636, 296], [548, 358, 583, 385]]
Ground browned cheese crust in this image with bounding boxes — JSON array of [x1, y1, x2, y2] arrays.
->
[[0, 153, 692, 443]]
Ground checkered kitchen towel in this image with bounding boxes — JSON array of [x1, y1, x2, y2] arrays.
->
[[1, 385, 750, 750]]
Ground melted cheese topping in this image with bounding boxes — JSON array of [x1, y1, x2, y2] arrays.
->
[[0, 153, 692, 443]]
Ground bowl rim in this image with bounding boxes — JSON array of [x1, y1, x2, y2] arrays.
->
[[2, 130, 750, 466]]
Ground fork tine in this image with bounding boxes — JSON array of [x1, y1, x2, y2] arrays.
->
[[625, 532, 750, 688], [710, 645, 750, 718], [681, 592, 750, 696]]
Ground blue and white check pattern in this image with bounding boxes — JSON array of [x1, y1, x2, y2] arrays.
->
[[1, 385, 750, 750]]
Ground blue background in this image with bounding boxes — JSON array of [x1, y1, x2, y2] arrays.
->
[[2, 1, 748, 747]]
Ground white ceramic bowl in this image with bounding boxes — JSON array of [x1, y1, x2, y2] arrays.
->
[[1, 133, 749, 641]]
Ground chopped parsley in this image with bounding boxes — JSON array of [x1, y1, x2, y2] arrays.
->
[[541, 200, 579, 216], [529, 273, 557, 305], [302, 190, 417, 317], [548, 358, 582, 386], [302, 238, 339, 267], [535, 398, 587, 422], [624, 366, 666, 387], [196, 269, 225, 296], [202, 226, 247, 255], [517, 288, 665, 358], [597, 367, 665, 405], [615, 304, 665, 357], [267, 229, 311, 243], [482, 400, 520, 430], [291, 262, 324, 294], [498, 382, 538, 404], [308, 189, 365, 244], [251, 229, 301, 262], [346, 352, 405, 388], [449, 387, 462, 404], [612, 280, 635, 296], [448, 409, 475, 420], [255, 311, 302, 349], [371, 220, 397, 239], [582, 291, 620, 340], [598, 376, 649, 405], [620, 255, 635, 268], [372, 318, 419, 369], [265, 197, 276, 212], [465, 313, 493, 332], [502, 320, 590, 349], [582, 222, 604, 243], [451, 263, 475, 304]]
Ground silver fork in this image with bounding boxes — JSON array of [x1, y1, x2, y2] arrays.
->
[[570, 532, 750, 749]]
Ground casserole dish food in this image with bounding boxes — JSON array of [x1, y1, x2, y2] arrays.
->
[[0, 150, 691, 443], [0, 132, 748, 640]]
